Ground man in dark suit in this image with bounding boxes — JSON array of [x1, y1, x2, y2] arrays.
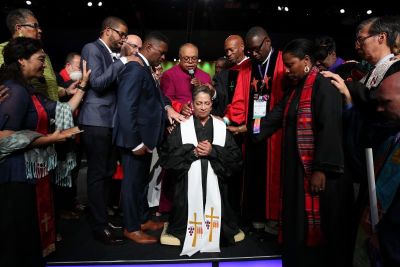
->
[[113, 32, 168, 244], [79, 16, 137, 245]]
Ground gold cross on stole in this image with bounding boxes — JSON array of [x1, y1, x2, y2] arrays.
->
[[189, 212, 202, 247], [205, 207, 220, 242]]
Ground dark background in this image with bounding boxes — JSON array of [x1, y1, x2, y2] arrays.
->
[[0, 0, 397, 71]]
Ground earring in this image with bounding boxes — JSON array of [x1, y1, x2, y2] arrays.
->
[[304, 65, 310, 73]]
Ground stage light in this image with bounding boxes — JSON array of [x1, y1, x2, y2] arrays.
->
[[284, 6, 289, 12], [98, 1, 102, 6], [198, 59, 202, 63], [26, 0, 32, 5], [366, 9, 372, 15], [87, 2, 93, 7], [173, 58, 177, 62], [340, 9, 345, 14], [277, 6, 282, 11]]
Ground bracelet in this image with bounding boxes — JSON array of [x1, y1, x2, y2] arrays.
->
[[223, 117, 230, 126], [76, 84, 85, 91]]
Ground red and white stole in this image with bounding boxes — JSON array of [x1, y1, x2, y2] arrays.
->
[[180, 115, 225, 257]]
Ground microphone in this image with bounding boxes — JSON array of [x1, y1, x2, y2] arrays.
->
[[188, 69, 195, 79]]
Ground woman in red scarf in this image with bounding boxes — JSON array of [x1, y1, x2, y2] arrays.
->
[[0, 37, 88, 267], [255, 39, 353, 267]]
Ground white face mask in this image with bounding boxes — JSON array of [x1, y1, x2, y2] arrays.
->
[[69, 70, 82, 81]]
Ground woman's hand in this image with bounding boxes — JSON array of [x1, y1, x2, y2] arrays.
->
[[52, 127, 82, 142], [79, 60, 91, 88], [310, 171, 326, 193], [196, 140, 212, 157], [321, 71, 352, 104]]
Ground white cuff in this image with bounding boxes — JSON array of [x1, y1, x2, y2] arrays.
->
[[212, 89, 217, 100], [120, 56, 128, 64], [132, 143, 144, 152]]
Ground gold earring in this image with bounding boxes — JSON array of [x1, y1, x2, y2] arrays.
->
[[304, 65, 310, 73]]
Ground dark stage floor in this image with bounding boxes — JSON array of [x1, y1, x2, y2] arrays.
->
[[46, 214, 281, 266]]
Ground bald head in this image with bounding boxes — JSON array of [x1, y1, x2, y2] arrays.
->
[[179, 43, 199, 72], [377, 71, 400, 122], [121, 34, 142, 56], [224, 35, 245, 64]]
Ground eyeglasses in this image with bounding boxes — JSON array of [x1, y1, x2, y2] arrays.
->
[[180, 56, 198, 63], [108, 27, 128, 39], [355, 34, 378, 46], [19, 23, 41, 30], [247, 37, 268, 55]]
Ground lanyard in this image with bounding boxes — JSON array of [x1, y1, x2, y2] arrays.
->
[[258, 48, 273, 80]]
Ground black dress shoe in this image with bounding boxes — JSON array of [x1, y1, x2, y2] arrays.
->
[[108, 221, 123, 230], [94, 228, 125, 245]]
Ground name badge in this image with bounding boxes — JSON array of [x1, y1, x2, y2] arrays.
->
[[253, 99, 267, 118]]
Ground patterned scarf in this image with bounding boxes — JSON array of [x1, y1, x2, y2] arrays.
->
[[283, 67, 323, 246]]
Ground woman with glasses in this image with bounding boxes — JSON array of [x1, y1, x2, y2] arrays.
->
[[0, 37, 89, 266]]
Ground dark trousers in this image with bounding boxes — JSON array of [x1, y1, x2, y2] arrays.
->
[[120, 149, 152, 232], [81, 125, 117, 231], [0, 182, 44, 267]]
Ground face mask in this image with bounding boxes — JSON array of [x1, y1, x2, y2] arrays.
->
[[69, 70, 82, 81]]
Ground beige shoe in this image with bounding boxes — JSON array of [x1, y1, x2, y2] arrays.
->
[[234, 229, 245, 242], [160, 222, 180, 246]]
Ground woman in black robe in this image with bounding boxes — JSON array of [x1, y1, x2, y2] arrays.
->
[[159, 86, 243, 246], [255, 39, 353, 267]]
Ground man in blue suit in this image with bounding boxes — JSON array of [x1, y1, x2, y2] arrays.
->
[[113, 32, 169, 244], [79, 16, 137, 245]]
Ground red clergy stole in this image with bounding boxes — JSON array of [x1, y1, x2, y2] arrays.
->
[[282, 67, 324, 246], [31, 95, 56, 256]]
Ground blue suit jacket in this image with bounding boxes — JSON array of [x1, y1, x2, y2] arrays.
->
[[79, 39, 125, 127], [113, 55, 166, 150]]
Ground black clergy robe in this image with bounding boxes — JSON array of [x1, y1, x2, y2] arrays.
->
[[256, 74, 353, 267], [159, 116, 242, 244], [241, 51, 280, 224]]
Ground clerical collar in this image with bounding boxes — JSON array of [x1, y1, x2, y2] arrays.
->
[[375, 53, 395, 67], [237, 56, 249, 65], [138, 52, 150, 67]]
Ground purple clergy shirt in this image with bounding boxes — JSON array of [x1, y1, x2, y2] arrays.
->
[[160, 64, 212, 104]]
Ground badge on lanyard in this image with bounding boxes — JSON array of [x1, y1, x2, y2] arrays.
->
[[253, 95, 268, 119]]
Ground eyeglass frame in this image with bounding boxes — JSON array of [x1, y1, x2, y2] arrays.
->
[[18, 23, 41, 30], [108, 27, 128, 39], [355, 33, 379, 46], [180, 56, 199, 63], [247, 37, 269, 55]]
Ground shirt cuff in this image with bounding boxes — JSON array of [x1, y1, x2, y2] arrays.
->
[[132, 143, 144, 152], [120, 56, 128, 64], [212, 90, 217, 100], [344, 103, 353, 110]]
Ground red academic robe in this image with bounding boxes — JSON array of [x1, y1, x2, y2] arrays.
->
[[225, 52, 285, 221]]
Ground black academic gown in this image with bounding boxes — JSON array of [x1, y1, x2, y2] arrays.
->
[[159, 116, 242, 245], [257, 74, 353, 267]]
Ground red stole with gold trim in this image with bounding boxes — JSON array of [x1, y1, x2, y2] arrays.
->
[[31, 95, 56, 256]]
